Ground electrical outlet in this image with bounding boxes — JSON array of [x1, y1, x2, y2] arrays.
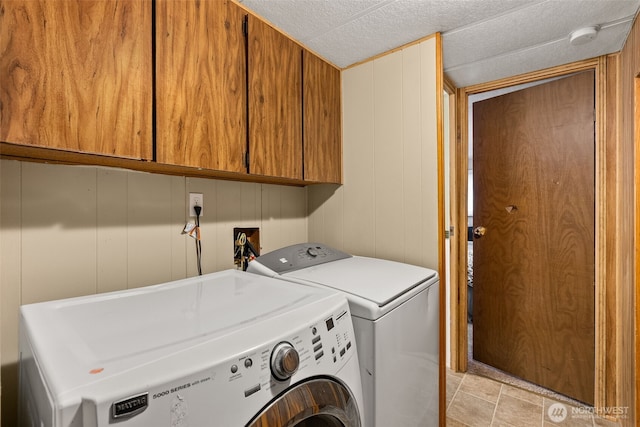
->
[[189, 193, 203, 217]]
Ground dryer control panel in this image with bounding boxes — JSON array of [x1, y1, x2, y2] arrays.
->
[[248, 243, 351, 275]]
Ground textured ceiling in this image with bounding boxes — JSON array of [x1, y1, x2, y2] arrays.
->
[[239, 0, 640, 87]]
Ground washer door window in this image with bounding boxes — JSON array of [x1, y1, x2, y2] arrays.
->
[[248, 378, 361, 427]]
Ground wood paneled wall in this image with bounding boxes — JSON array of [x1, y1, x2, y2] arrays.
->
[[616, 12, 640, 427], [0, 159, 308, 426]]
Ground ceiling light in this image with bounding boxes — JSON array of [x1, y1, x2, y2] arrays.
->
[[569, 26, 600, 46]]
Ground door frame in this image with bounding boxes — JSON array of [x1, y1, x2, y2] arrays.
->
[[451, 57, 613, 410], [443, 78, 459, 370], [636, 73, 640, 425]]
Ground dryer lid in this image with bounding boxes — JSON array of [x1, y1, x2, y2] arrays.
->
[[282, 256, 438, 319]]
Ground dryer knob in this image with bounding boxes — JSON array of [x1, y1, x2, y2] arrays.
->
[[271, 342, 300, 381]]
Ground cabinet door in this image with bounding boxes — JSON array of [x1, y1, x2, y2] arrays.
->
[[156, 0, 246, 172], [247, 16, 302, 180], [0, 0, 152, 159], [303, 50, 342, 183]]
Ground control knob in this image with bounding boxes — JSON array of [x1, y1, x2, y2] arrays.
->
[[271, 342, 299, 381], [307, 247, 318, 257]]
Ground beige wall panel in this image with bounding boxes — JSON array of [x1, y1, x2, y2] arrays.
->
[[214, 180, 260, 271], [21, 163, 98, 303], [276, 185, 309, 247], [96, 168, 128, 293], [324, 190, 344, 251], [420, 38, 439, 269], [126, 172, 176, 288], [401, 45, 426, 267], [316, 185, 345, 250], [307, 184, 343, 248], [341, 63, 375, 257], [261, 185, 281, 252], [373, 53, 405, 262], [1, 161, 22, 417], [308, 37, 439, 269], [261, 184, 308, 252], [240, 182, 262, 224], [169, 177, 188, 280], [187, 177, 220, 274], [306, 189, 323, 240]]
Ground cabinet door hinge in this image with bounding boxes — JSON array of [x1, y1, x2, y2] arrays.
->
[[244, 151, 250, 169], [242, 15, 248, 37]]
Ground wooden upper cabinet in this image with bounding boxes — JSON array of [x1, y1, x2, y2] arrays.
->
[[247, 16, 303, 180], [0, 0, 152, 159], [303, 50, 342, 184], [0, 1, 342, 184], [156, 0, 246, 173]]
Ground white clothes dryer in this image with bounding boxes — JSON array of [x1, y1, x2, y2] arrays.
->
[[248, 243, 440, 427], [19, 269, 364, 427]]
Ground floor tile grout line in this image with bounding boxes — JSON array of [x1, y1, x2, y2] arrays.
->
[[502, 388, 545, 409], [457, 372, 503, 405], [445, 379, 473, 427], [447, 413, 472, 427], [455, 388, 501, 407], [446, 372, 464, 413], [489, 384, 504, 426], [447, 372, 497, 426]]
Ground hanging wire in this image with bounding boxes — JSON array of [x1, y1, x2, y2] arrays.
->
[[194, 206, 202, 275]]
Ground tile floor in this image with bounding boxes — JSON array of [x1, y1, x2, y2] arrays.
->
[[446, 369, 622, 426]]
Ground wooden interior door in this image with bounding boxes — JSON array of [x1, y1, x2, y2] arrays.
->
[[472, 71, 595, 404]]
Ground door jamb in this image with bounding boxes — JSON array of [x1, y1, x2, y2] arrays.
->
[[634, 72, 640, 423], [451, 57, 610, 410], [443, 78, 458, 370]]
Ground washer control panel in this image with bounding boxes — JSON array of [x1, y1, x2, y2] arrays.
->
[[219, 302, 356, 402], [248, 243, 351, 274]]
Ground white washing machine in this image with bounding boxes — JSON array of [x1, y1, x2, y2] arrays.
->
[[19, 269, 364, 426], [248, 243, 440, 427]]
